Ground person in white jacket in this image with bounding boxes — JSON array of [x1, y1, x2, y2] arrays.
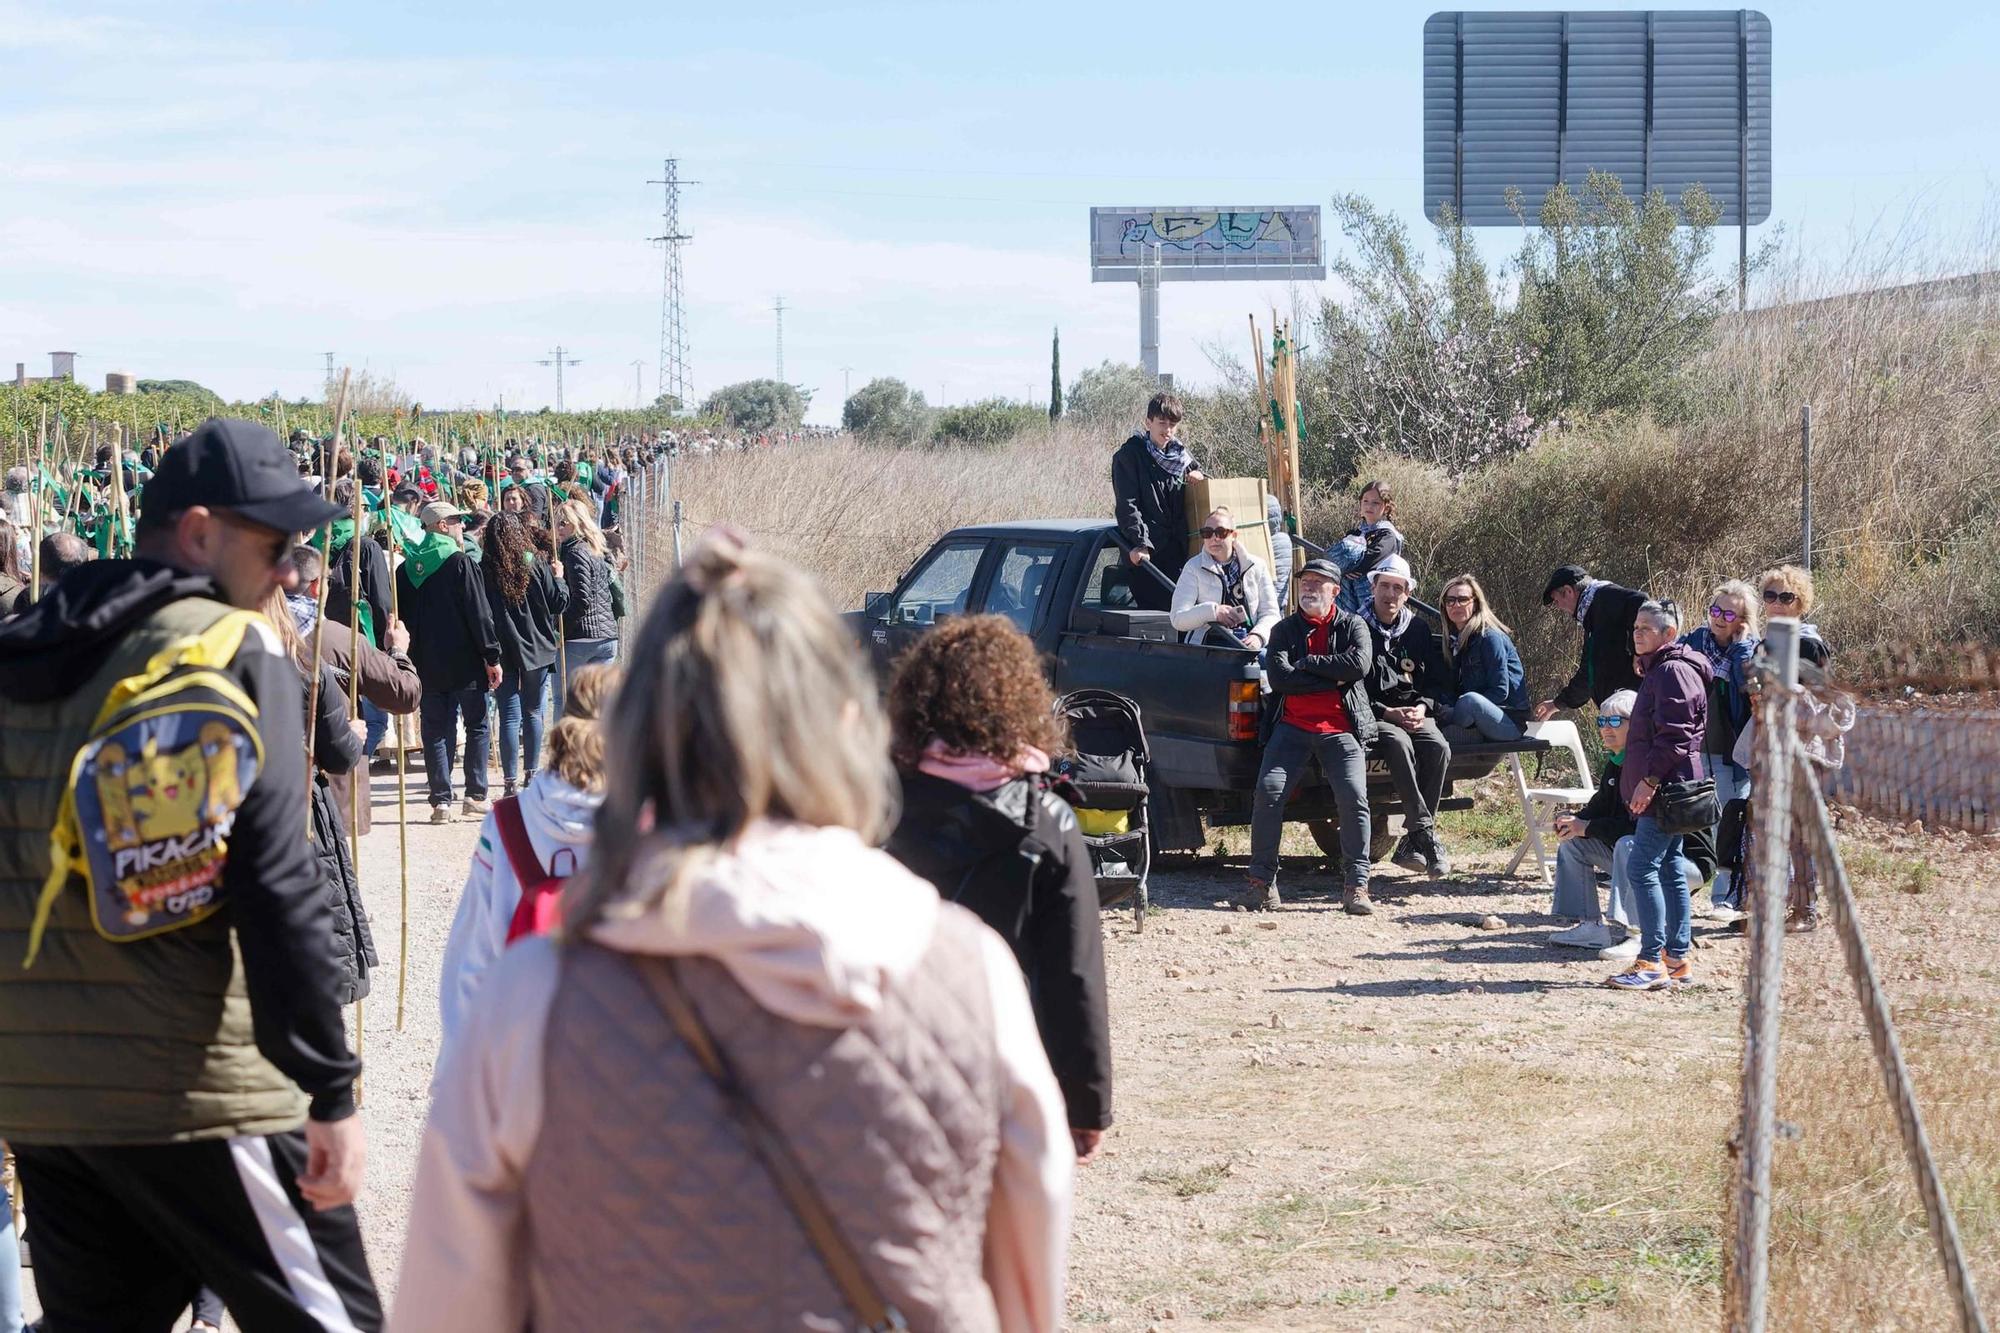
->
[[395, 536, 1072, 1333], [435, 664, 616, 1068], [1170, 506, 1282, 649]]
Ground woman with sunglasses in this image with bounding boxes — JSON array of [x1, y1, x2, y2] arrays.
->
[[1435, 573, 1528, 742], [1169, 506, 1280, 651], [1679, 580, 1760, 921], [1756, 564, 1831, 668]]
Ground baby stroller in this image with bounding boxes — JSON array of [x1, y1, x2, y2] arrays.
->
[[1054, 689, 1153, 931]]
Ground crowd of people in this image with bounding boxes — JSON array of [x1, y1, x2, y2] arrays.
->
[[0, 404, 1843, 1330], [1114, 391, 1833, 992]]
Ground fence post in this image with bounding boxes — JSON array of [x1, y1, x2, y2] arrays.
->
[[1730, 617, 1799, 1333], [672, 498, 684, 567], [1800, 404, 1813, 571]]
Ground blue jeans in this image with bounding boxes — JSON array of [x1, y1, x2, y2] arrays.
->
[[561, 637, 618, 698], [1627, 814, 1691, 961], [1443, 692, 1525, 742], [420, 687, 490, 807], [0, 1187, 19, 1333], [495, 665, 552, 785], [361, 697, 388, 759], [1248, 724, 1370, 891], [1709, 759, 1750, 909]]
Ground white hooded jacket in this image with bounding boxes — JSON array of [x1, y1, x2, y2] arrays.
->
[[1170, 546, 1281, 646], [435, 771, 603, 1067]]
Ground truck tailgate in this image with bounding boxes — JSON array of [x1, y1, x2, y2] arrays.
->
[[1052, 632, 1262, 791]]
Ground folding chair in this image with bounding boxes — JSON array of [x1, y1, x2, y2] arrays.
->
[[1506, 719, 1597, 885]]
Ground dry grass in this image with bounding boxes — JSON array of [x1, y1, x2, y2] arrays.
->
[[1766, 814, 2000, 1329]]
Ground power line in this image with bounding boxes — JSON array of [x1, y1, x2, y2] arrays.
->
[[535, 345, 582, 412], [648, 158, 698, 410]]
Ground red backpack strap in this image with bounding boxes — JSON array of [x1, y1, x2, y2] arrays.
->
[[492, 796, 544, 886]]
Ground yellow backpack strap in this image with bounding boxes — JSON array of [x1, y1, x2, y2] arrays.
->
[[24, 610, 266, 968]]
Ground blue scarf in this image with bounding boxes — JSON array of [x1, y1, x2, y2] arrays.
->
[[1144, 435, 1193, 479]]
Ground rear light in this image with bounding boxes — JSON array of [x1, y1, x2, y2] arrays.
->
[[1228, 680, 1261, 741]]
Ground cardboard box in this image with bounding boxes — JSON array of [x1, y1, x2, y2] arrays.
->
[[1184, 476, 1276, 576]]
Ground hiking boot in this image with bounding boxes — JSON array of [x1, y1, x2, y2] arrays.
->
[[1231, 877, 1280, 912], [502, 781, 518, 800], [429, 805, 451, 825], [1390, 835, 1427, 875], [1606, 957, 1669, 991], [463, 797, 491, 818], [1419, 831, 1452, 878], [1343, 884, 1375, 916]]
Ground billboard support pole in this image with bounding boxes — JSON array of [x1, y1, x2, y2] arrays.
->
[[1739, 7, 1750, 310], [1139, 242, 1162, 380]]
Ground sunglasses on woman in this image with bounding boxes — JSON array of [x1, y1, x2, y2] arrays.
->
[[1595, 715, 1627, 729], [1708, 603, 1742, 623], [1197, 527, 1235, 540], [1762, 588, 1799, 606], [1442, 594, 1474, 606]]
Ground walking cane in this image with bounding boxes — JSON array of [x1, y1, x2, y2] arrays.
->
[[347, 444, 368, 1103]]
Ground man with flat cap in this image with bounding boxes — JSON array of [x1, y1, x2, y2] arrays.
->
[[1533, 562, 1649, 720], [0, 418, 382, 1330]]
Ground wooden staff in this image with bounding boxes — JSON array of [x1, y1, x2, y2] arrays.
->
[[28, 408, 46, 601], [304, 371, 351, 800], [346, 443, 368, 1098], [390, 489, 413, 1029]]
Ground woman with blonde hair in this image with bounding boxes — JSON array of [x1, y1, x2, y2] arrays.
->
[[458, 478, 490, 515], [1169, 506, 1280, 650], [1756, 564, 1831, 667], [435, 663, 619, 1065], [396, 537, 1072, 1333], [554, 494, 620, 691], [1435, 573, 1528, 742], [1680, 578, 1760, 919]]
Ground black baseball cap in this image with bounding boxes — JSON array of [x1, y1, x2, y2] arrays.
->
[[143, 418, 345, 535], [1542, 564, 1589, 604]]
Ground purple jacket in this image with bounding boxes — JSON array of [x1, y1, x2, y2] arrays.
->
[[1620, 640, 1713, 808]]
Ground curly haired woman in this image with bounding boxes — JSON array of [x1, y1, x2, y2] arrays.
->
[[884, 615, 1114, 1163]]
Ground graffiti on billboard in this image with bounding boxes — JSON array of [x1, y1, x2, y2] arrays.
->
[[1117, 209, 1301, 258]]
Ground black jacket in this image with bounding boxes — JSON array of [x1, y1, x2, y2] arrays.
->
[[325, 535, 390, 649], [305, 664, 376, 1006], [1361, 610, 1453, 720], [483, 554, 567, 676], [0, 559, 360, 1119], [397, 550, 500, 694], [559, 537, 617, 642], [1110, 433, 1192, 578], [1263, 610, 1378, 747], [1554, 582, 1648, 708], [886, 770, 1113, 1132]]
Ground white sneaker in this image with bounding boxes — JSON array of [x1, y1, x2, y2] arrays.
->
[[1709, 905, 1747, 925], [1599, 934, 1642, 963], [1549, 921, 1622, 949]]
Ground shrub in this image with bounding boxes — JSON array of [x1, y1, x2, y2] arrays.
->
[[842, 377, 932, 445], [1065, 360, 1158, 430], [932, 398, 1046, 449], [700, 379, 809, 432]]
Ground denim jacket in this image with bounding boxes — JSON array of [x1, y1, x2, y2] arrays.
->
[[1446, 626, 1529, 716]]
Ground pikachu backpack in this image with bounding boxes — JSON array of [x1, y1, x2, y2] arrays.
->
[[26, 609, 268, 966]]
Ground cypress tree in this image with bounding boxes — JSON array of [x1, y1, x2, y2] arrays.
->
[[1049, 326, 1063, 421]]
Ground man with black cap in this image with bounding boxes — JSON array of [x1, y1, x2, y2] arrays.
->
[[398, 498, 501, 823], [1238, 558, 1377, 915], [1534, 563, 1649, 720], [0, 418, 382, 1329]]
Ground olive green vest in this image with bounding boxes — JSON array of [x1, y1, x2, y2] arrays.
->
[[0, 596, 306, 1144]]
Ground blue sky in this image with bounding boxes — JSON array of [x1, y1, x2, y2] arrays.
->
[[2, 0, 1993, 423]]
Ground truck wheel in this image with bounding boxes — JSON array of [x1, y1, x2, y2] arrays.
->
[[1311, 818, 1402, 863], [1306, 821, 1344, 859]]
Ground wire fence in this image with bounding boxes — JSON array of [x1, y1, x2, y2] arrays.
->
[[1731, 621, 1992, 1333]]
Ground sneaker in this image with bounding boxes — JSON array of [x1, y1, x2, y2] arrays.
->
[[1549, 921, 1622, 949], [463, 797, 491, 818], [1390, 835, 1427, 875], [1606, 958, 1669, 991], [1663, 954, 1693, 989], [1709, 905, 1747, 926], [502, 781, 518, 800], [1420, 832, 1452, 878], [429, 805, 451, 825], [1231, 877, 1280, 912], [1599, 933, 1642, 963], [1787, 906, 1821, 933], [1343, 885, 1375, 916], [370, 753, 397, 774]]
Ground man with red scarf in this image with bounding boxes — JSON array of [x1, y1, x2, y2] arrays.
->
[[1238, 559, 1380, 915]]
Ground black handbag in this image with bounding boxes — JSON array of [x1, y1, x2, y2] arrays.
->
[[1652, 777, 1719, 835]]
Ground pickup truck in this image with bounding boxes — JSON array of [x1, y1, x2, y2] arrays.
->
[[848, 519, 1546, 862]]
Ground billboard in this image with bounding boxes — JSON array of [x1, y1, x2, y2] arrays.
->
[[1089, 206, 1325, 283], [1423, 10, 1772, 227]]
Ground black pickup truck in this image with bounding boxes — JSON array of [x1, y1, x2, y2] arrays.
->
[[848, 519, 1546, 861]]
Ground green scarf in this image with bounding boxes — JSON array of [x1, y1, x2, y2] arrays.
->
[[403, 531, 462, 589]]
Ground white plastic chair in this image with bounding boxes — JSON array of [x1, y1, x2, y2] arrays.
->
[[1506, 719, 1597, 885]]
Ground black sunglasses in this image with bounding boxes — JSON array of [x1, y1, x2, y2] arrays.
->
[[1197, 527, 1235, 540], [1762, 588, 1799, 606]]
